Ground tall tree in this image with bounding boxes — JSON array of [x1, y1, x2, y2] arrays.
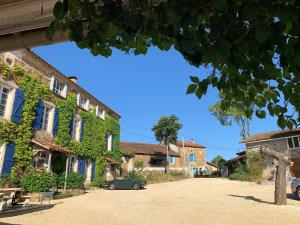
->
[[211, 155, 226, 170], [152, 115, 182, 174], [49, 0, 299, 205], [209, 95, 251, 140]]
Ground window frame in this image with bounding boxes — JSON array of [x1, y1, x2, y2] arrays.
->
[[107, 132, 113, 151], [169, 155, 174, 164], [77, 93, 89, 111], [0, 84, 10, 118], [71, 115, 81, 142], [41, 105, 51, 132], [287, 136, 300, 149], [50, 76, 67, 98]]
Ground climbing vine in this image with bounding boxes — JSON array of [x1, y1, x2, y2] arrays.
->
[[0, 62, 51, 176], [55, 95, 121, 185]]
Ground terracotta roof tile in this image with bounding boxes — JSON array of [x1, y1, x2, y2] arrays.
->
[[120, 142, 179, 157], [32, 139, 76, 155], [242, 128, 300, 143], [176, 141, 206, 148]]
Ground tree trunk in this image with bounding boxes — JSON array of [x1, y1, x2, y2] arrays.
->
[[165, 143, 170, 174], [274, 160, 287, 205], [261, 147, 290, 205]]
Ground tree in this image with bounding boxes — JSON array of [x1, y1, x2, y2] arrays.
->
[[50, 0, 300, 130], [211, 155, 226, 170], [261, 147, 290, 205], [152, 115, 182, 174], [49, 0, 298, 205], [209, 94, 251, 140]]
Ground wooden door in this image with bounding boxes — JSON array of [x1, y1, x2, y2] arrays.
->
[[290, 158, 300, 177]]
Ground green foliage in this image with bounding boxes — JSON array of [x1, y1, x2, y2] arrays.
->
[[55, 95, 121, 185], [0, 63, 51, 176], [229, 151, 264, 181], [56, 172, 85, 189], [49, 0, 300, 129], [152, 114, 182, 145], [121, 150, 135, 159], [133, 160, 145, 172], [209, 93, 251, 140], [144, 171, 187, 184], [126, 170, 146, 182], [20, 171, 57, 192], [211, 155, 226, 170]]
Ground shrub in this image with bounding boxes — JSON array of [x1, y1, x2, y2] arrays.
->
[[126, 170, 146, 181], [229, 152, 264, 182], [20, 171, 56, 192], [56, 172, 85, 189], [133, 160, 145, 172]]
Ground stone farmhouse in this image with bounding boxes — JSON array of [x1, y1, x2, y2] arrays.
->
[[121, 139, 207, 175], [0, 49, 121, 184], [243, 129, 300, 179]]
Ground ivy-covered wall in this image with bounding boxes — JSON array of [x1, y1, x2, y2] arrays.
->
[[55, 95, 121, 184], [0, 62, 121, 183]]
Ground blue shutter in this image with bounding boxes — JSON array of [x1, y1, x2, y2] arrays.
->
[[80, 120, 84, 142], [77, 157, 85, 176], [1, 142, 15, 176], [52, 108, 59, 135], [194, 154, 197, 162], [32, 99, 43, 129], [189, 154, 193, 162], [69, 116, 74, 137], [91, 160, 95, 180], [11, 88, 25, 124]]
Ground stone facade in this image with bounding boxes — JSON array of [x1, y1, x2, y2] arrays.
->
[[0, 49, 121, 182], [245, 134, 300, 179]]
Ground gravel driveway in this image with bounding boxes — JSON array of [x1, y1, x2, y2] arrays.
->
[[1, 178, 300, 225]]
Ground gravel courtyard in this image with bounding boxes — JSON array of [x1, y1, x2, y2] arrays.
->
[[1, 178, 300, 225]]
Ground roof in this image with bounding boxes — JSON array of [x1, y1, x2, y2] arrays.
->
[[176, 141, 206, 148], [120, 142, 180, 157], [242, 128, 300, 143], [106, 157, 118, 164], [21, 49, 121, 120], [32, 139, 76, 155], [226, 153, 246, 165]]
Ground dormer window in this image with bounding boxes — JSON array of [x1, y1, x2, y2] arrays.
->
[[50, 76, 67, 98], [77, 93, 89, 110], [96, 105, 105, 119]]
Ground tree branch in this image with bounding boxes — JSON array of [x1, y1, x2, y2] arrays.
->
[[261, 146, 289, 163]]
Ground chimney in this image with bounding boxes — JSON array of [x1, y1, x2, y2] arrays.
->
[[191, 139, 195, 143], [68, 75, 78, 84]]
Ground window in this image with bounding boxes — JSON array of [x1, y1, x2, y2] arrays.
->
[[53, 78, 64, 95], [77, 94, 89, 110], [50, 76, 67, 97], [71, 117, 80, 140], [169, 156, 174, 164], [189, 153, 197, 162], [41, 105, 51, 131], [287, 136, 300, 149], [106, 132, 113, 151], [96, 105, 105, 119], [0, 85, 9, 117]]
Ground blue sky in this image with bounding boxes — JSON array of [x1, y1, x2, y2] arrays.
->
[[33, 42, 280, 161]]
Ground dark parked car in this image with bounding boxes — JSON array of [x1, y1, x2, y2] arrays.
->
[[291, 178, 300, 199], [102, 178, 146, 190]]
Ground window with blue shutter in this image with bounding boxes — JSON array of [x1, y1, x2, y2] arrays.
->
[[52, 108, 59, 135], [32, 99, 43, 129], [169, 156, 174, 164], [11, 88, 24, 124], [80, 120, 84, 142], [69, 116, 74, 137], [91, 160, 95, 181], [77, 157, 85, 176], [1, 142, 15, 176], [189, 153, 194, 162]]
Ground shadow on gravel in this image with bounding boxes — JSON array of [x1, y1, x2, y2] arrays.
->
[[229, 194, 273, 205], [0, 202, 62, 218], [0, 223, 22, 225]]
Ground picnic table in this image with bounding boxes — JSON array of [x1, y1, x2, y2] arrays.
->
[[0, 188, 30, 211]]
